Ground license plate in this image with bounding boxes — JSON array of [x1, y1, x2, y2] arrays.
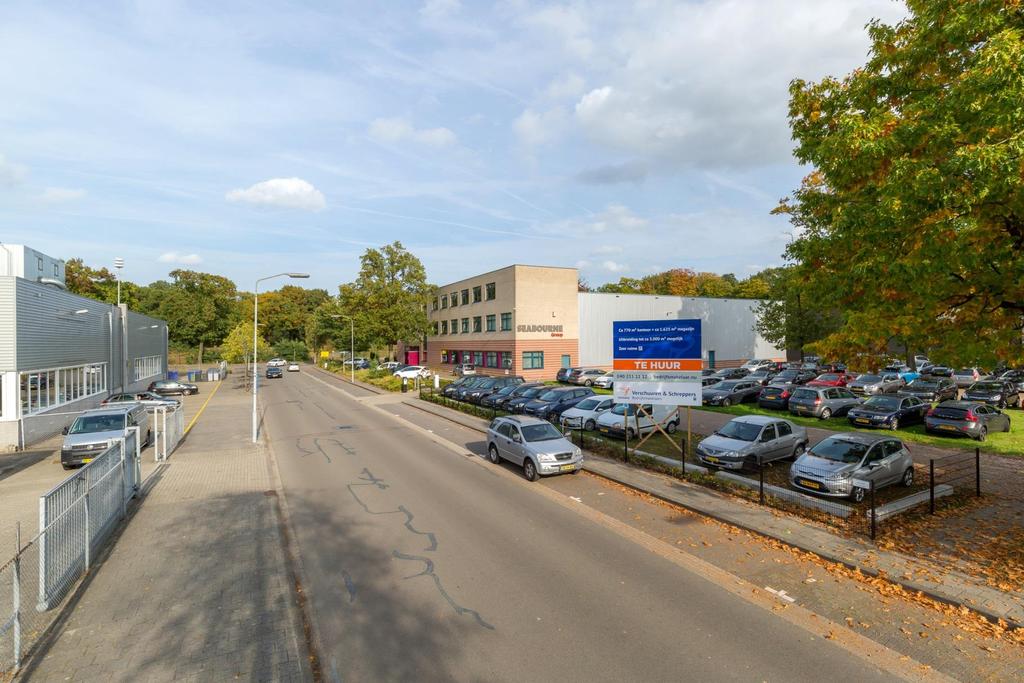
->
[[599, 427, 609, 433], [938, 424, 957, 431], [855, 418, 870, 425], [559, 464, 576, 472], [798, 478, 821, 490], [705, 456, 720, 463], [82, 458, 92, 463]]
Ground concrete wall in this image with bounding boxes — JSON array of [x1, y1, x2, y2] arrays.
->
[[578, 292, 785, 368]]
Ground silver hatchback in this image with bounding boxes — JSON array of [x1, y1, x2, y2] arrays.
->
[[487, 415, 583, 481], [789, 434, 914, 503], [788, 386, 862, 419], [697, 415, 808, 470]]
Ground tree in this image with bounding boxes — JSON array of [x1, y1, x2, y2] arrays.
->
[[153, 270, 240, 361], [221, 321, 272, 363], [780, 0, 1024, 368], [274, 339, 309, 362], [240, 285, 330, 344], [753, 266, 842, 359], [64, 258, 141, 308]]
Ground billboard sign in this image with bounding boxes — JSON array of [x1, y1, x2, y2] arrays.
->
[[612, 320, 702, 406]]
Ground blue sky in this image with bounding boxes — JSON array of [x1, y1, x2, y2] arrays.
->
[[0, 0, 906, 291]]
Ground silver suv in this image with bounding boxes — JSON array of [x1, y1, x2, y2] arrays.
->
[[486, 415, 582, 481], [61, 405, 151, 469], [696, 415, 808, 470], [789, 434, 914, 502]]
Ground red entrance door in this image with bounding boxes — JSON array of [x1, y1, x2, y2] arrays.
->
[[406, 349, 420, 365]]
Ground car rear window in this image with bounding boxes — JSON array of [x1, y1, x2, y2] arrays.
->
[[791, 388, 818, 400], [762, 387, 783, 397], [971, 383, 1001, 392], [932, 407, 969, 420], [817, 374, 839, 381]]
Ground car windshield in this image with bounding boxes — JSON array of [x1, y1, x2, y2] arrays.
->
[[775, 371, 797, 380], [714, 421, 761, 441], [521, 423, 563, 442], [537, 390, 562, 401], [609, 403, 637, 416], [70, 414, 125, 434], [576, 398, 602, 410], [810, 437, 868, 464], [856, 374, 881, 383], [715, 381, 740, 391], [863, 396, 900, 410], [817, 374, 839, 382], [908, 380, 937, 390], [496, 386, 517, 396], [518, 387, 544, 398], [971, 383, 1002, 392], [477, 379, 497, 389], [791, 388, 818, 400]]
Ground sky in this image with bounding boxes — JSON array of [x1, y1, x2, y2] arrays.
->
[[0, 0, 908, 292]]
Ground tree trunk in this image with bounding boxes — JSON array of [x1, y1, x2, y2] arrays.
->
[[198, 340, 204, 368]]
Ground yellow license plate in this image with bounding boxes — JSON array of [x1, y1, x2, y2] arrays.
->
[[855, 418, 870, 425], [559, 464, 576, 472], [599, 427, 609, 433], [705, 456, 720, 463], [82, 458, 92, 463], [798, 478, 821, 490], [938, 424, 957, 431]]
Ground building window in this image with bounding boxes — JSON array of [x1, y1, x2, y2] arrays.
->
[[450, 291, 458, 307], [133, 355, 162, 381], [472, 286, 482, 303], [501, 351, 512, 369], [441, 320, 449, 335], [54, 263, 59, 277], [473, 316, 482, 333], [461, 289, 469, 305], [461, 318, 469, 333], [432, 322, 439, 335], [486, 282, 496, 300], [500, 312, 512, 331], [37, 257, 43, 271], [20, 363, 107, 416], [450, 318, 458, 334], [486, 351, 497, 368], [441, 350, 449, 364], [473, 351, 483, 366], [522, 351, 544, 370], [485, 314, 496, 332], [432, 297, 439, 311], [441, 295, 448, 309]]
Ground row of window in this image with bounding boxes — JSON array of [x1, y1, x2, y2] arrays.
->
[[432, 282, 497, 310], [133, 355, 162, 381], [433, 312, 512, 336], [20, 363, 108, 416], [439, 351, 545, 370]]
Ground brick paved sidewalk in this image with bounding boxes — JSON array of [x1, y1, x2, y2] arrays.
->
[[19, 382, 310, 682], [407, 397, 1024, 628]]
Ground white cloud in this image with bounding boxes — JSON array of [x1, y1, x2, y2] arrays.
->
[[39, 187, 86, 203], [591, 204, 647, 233], [158, 251, 203, 265], [0, 153, 27, 186], [513, 107, 566, 148], [523, 5, 593, 59], [420, 0, 460, 20], [602, 260, 627, 273], [225, 177, 326, 211], [368, 117, 457, 147]]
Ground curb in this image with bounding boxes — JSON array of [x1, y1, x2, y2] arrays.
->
[[403, 396, 1024, 630]]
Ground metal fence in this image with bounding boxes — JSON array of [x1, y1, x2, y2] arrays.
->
[[153, 405, 186, 462], [0, 429, 141, 676]]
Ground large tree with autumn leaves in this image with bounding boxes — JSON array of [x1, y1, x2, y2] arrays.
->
[[779, 0, 1024, 368]]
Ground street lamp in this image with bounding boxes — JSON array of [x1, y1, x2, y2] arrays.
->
[[329, 314, 354, 383], [253, 272, 310, 443], [113, 257, 124, 306]]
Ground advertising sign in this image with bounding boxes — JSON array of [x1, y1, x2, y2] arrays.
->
[[613, 320, 702, 406]]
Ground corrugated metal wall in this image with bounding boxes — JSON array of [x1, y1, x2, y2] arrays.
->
[[0, 277, 16, 370], [15, 278, 115, 372], [578, 293, 786, 367]]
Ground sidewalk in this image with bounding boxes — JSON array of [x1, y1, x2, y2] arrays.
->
[[406, 396, 1024, 628], [19, 381, 310, 682]]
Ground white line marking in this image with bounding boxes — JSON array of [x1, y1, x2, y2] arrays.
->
[[765, 586, 796, 603], [570, 496, 582, 503]]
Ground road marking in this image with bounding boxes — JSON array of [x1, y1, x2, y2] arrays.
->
[[570, 496, 582, 503], [184, 380, 223, 435], [765, 586, 796, 603]]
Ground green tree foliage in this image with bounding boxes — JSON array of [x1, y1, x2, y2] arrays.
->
[[221, 321, 272, 363], [780, 0, 1024, 367], [152, 270, 240, 349], [753, 266, 842, 359], [239, 285, 330, 344], [592, 268, 766, 299], [64, 258, 141, 307]]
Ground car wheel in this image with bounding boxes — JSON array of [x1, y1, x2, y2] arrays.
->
[[902, 467, 914, 487], [850, 486, 866, 503], [977, 427, 988, 442], [666, 421, 678, 434], [722, 398, 731, 407], [889, 417, 899, 431], [626, 428, 636, 440], [820, 408, 832, 420], [998, 400, 1006, 409], [584, 380, 593, 387], [584, 419, 595, 431], [488, 444, 500, 464], [62, 464, 74, 470], [791, 443, 805, 460], [523, 459, 539, 482]]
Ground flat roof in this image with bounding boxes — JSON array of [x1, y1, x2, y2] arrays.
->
[[434, 264, 578, 290]]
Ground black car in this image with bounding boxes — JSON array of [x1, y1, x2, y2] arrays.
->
[[963, 381, 1021, 409], [453, 377, 490, 401], [442, 376, 473, 398], [505, 385, 550, 413], [710, 367, 750, 381], [702, 380, 761, 407], [702, 377, 723, 388], [925, 366, 954, 378], [521, 387, 595, 420], [265, 366, 283, 379], [758, 385, 794, 410], [149, 379, 199, 396], [480, 384, 520, 409], [898, 378, 957, 403], [556, 367, 578, 383], [771, 369, 817, 386], [746, 369, 777, 386], [847, 395, 929, 430], [465, 377, 524, 405]]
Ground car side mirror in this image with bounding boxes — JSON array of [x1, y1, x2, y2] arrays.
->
[[61, 426, 69, 435], [512, 433, 522, 444], [867, 461, 882, 469]]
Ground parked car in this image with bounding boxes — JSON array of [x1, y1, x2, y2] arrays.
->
[[393, 365, 431, 379], [817, 363, 849, 374], [914, 355, 930, 368], [266, 358, 287, 367], [377, 361, 401, 371], [266, 366, 283, 379], [788, 386, 861, 419], [465, 377, 524, 405], [807, 372, 856, 388], [710, 367, 750, 381], [442, 376, 473, 398], [925, 401, 1011, 441], [592, 373, 615, 390], [556, 367, 579, 383], [702, 379, 762, 406], [702, 377, 723, 388], [60, 405, 152, 469], [453, 376, 489, 401], [504, 384, 550, 413], [953, 367, 986, 389], [522, 387, 595, 421], [789, 434, 914, 502], [741, 359, 777, 371], [149, 379, 198, 396], [770, 369, 818, 386], [996, 370, 1024, 394], [745, 369, 778, 386], [696, 416, 807, 470], [288, 363, 300, 372], [847, 395, 929, 429], [758, 384, 794, 410], [480, 383, 521, 409], [486, 415, 583, 481], [559, 396, 616, 431], [569, 368, 609, 387], [848, 373, 904, 396], [102, 392, 179, 408], [898, 378, 958, 403], [925, 365, 953, 378], [453, 363, 476, 377], [881, 364, 920, 383], [963, 380, 1021, 409], [595, 403, 679, 439]]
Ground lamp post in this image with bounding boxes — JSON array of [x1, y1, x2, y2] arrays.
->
[[329, 314, 354, 383], [113, 257, 124, 306], [253, 272, 310, 443]]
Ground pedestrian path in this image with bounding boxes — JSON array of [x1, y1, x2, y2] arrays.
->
[[20, 382, 309, 682]]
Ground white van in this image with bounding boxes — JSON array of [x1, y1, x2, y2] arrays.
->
[[595, 403, 679, 439]]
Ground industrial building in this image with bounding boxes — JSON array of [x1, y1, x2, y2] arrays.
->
[[423, 265, 784, 380], [0, 245, 169, 449]]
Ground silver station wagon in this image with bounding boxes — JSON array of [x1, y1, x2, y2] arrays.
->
[[486, 415, 583, 481]]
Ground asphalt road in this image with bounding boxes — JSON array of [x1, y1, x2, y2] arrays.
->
[[262, 369, 911, 683]]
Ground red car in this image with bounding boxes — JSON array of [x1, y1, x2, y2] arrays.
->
[[807, 372, 856, 388]]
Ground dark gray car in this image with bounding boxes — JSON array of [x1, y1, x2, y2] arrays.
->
[[702, 380, 761, 406], [788, 386, 861, 419], [924, 401, 1011, 441], [963, 381, 1021, 409], [696, 415, 807, 470], [789, 434, 914, 503]]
